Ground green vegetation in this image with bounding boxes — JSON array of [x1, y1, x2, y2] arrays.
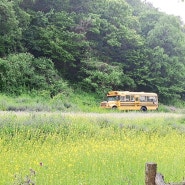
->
[[0, 91, 107, 112], [0, 112, 185, 184], [0, 92, 185, 113], [1, 1, 185, 182], [1, 0, 185, 104], [0, 92, 183, 113]]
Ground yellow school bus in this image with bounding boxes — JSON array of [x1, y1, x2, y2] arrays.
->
[[100, 91, 158, 111]]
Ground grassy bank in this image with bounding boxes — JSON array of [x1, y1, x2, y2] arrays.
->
[[0, 92, 184, 113], [0, 92, 105, 113], [0, 112, 185, 184]]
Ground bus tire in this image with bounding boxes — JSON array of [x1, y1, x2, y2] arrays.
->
[[112, 106, 117, 110], [140, 106, 147, 112]]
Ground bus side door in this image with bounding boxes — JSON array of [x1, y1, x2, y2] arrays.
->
[[135, 96, 140, 109]]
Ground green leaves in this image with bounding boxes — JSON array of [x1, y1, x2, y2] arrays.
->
[[0, 53, 70, 95], [24, 10, 88, 64], [0, 0, 30, 56], [147, 15, 185, 56], [79, 58, 131, 95], [1, 0, 185, 104], [143, 47, 185, 102]]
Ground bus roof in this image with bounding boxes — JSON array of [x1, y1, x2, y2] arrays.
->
[[107, 91, 157, 96]]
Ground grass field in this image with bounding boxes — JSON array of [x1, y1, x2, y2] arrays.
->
[[0, 112, 185, 185]]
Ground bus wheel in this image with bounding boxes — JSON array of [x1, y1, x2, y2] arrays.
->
[[140, 106, 147, 112], [112, 106, 117, 110]]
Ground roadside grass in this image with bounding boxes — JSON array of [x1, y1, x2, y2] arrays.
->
[[1, 92, 185, 113], [0, 92, 109, 113], [0, 112, 185, 184]]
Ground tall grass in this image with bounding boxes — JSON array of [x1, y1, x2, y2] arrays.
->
[[0, 91, 107, 113], [0, 112, 185, 184], [1, 92, 185, 113]]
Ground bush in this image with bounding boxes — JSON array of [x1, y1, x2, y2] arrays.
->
[[0, 53, 70, 96]]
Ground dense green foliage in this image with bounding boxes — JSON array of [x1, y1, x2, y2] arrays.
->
[[1, 0, 185, 104]]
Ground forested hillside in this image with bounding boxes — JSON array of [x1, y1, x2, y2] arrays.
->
[[1, 0, 185, 104]]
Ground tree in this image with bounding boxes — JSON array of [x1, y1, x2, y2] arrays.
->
[[74, 0, 143, 63], [145, 47, 185, 103], [0, 53, 69, 95], [20, 0, 69, 12], [78, 58, 134, 95], [0, 0, 30, 56], [139, 10, 161, 37], [23, 10, 89, 78], [147, 15, 185, 56]]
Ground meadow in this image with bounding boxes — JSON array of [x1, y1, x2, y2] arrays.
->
[[0, 111, 185, 185]]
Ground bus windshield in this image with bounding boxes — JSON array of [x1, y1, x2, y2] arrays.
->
[[107, 96, 119, 101]]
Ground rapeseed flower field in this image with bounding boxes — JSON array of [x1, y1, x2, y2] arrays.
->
[[0, 112, 185, 184]]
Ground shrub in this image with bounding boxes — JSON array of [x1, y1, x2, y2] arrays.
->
[[0, 53, 71, 96]]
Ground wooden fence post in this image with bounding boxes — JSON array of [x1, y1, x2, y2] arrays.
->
[[145, 162, 185, 185], [145, 162, 157, 185]]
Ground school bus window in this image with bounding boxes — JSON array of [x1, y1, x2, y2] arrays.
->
[[153, 97, 157, 102], [147, 96, 151, 102], [124, 95, 135, 102], [149, 96, 157, 102], [125, 95, 130, 101], [130, 96, 134, 101], [120, 96, 125, 102], [140, 96, 146, 102]]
